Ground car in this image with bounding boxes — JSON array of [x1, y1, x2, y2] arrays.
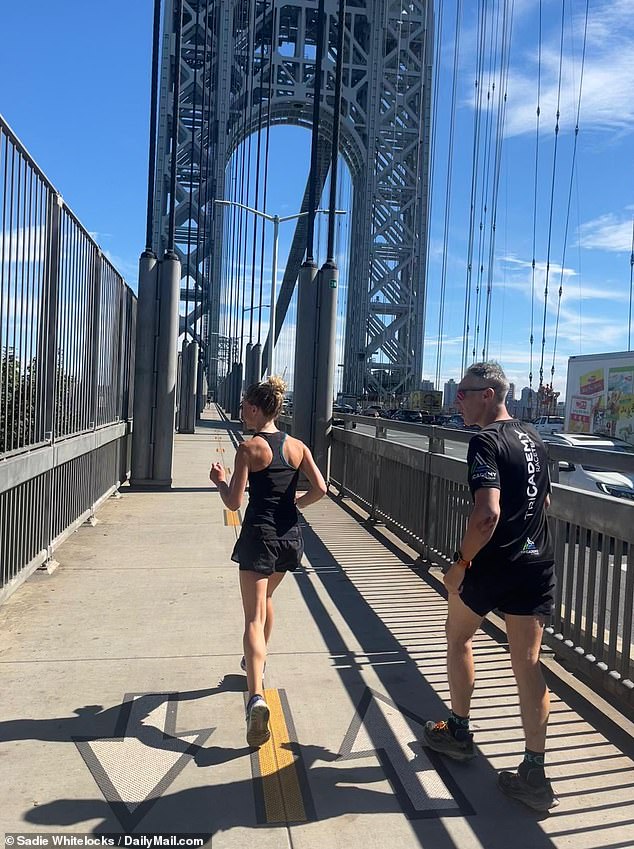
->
[[332, 404, 357, 428], [542, 432, 634, 500], [534, 415, 565, 436], [392, 409, 423, 423], [362, 406, 382, 417]]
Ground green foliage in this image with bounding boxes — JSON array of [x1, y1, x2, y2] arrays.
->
[[0, 348, 37, 452]]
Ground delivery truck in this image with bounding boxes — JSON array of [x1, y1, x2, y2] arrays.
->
[[565, 351, 634, 446]]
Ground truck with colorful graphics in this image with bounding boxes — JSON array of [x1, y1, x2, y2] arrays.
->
[[564, 351, 634, 446]]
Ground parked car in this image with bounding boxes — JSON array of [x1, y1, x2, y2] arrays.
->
[[542, 432, 634, 500], [534, 415, 565, 436]]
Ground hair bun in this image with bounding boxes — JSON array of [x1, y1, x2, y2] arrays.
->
[[267, 375, 287, 396]]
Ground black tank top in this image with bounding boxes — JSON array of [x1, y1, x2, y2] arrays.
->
[[243, 431, 300, 536]]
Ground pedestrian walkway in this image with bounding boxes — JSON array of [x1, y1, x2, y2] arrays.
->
[[1, 408, 633, 849]]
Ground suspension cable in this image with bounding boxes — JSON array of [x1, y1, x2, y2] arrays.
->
[[248, 6, 267, 343], [482, 0, 514, 359], [461, 0, 488, 372], [422, 0, 443, 381], [472, 0, 497, 362], [435, 0, 462, 387], [528, 0, 542, 399], [258, 0, 276, 345], [550, 0, 589, 384], [538, 0, 566, 391]]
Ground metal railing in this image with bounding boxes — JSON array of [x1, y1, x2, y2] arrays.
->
[[282, 412, 634, 710], [0, 114, 136, 603]]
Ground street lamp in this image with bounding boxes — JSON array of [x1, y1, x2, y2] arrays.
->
[[214, 200, 345, 377]]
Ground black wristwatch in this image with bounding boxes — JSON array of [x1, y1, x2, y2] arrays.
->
[[453, 550, 472, 569]]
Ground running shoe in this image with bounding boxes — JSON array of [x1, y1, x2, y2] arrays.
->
[[245, 695, 270, 748], [498, 769, 559, 811], [422, 720, 476, 761]]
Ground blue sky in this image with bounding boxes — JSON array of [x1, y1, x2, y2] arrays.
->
[[1, 0, 633, 398]]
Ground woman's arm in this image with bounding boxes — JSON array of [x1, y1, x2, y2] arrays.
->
[[295, 444, 327, 511], [209, 444, 250, 511]]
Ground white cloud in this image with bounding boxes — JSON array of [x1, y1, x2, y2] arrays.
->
[[495, 3, 634, 138], [577, 214, 634, 253]]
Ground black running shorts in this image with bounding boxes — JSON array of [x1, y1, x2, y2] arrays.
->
[[231, 525, 304, 575], [459, 559, 555, 618]]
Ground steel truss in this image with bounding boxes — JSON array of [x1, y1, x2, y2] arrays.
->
[[153, 0, 433, 395]]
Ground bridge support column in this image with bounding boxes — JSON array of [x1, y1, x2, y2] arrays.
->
[[178, 338, 198, 433], [293, 261, 319, 447], [131, 252, 159, 483], [251, 343, 262, 388], [313, 262, 338, 479], [152, 253, 181, 484], [231, 362, 243, 420]]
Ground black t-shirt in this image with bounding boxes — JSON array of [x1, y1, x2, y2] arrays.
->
[[467, 419, 553, 566]]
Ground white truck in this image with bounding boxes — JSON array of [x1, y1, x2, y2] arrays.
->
[[564, 351, 634, 446]]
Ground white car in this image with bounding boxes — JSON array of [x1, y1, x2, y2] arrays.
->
[[534, 415, 565, 436], [543, 432, 634, 501]]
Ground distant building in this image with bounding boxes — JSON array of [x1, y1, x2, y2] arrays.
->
[[507, 382, 515, 403], [444, 379, 458, 410], [421, 379, 434, 391], [519, 386, 536, 419]]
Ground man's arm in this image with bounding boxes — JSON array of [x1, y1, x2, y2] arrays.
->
[[444, 487, 501, 595]]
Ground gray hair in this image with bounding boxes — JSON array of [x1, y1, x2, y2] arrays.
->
[[464, 361, 509, 403]]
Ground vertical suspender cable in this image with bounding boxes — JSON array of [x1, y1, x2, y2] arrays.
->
[[258, 0, 276, 344], [435, 0, 462, 388], [248, 7, 267, 343], [538, 0, 566, 391], [461, 0, 488, 372], [528, 0, 542, 401], [550, 0, 589, 383], [422, 0, 443, 381], [482, 0, 514, 359], [472, 0, 497, 362], [240, 0, 256, 349]]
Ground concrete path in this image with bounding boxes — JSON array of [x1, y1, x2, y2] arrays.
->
[[1, 409, 632, 849]]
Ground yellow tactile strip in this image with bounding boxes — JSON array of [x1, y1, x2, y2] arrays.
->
[[248, 688, 313, 823]]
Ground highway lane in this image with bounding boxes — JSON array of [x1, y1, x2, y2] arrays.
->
[[349, 422, 470, 460]]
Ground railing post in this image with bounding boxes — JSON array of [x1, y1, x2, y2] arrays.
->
[[42, 194, 62, 446], [89, 249, 103, 431], [40, 193, 62, 563]]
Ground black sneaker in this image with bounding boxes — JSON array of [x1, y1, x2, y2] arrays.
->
[[422, 720, 476, 761], [498, 769, 559, 811]]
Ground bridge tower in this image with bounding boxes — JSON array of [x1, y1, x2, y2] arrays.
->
[[152, 0, 433, 398]]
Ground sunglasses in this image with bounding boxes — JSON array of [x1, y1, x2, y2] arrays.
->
[[456, 386, 491, 401]]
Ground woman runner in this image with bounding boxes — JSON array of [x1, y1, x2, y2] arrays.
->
[[209, 377, 326, 747]]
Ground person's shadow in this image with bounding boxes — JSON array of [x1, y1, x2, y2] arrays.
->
[[0, 676, 249, 761], [24, 742, 413, 840]]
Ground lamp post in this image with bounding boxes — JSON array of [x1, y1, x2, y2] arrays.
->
[[214, 200, 344, 378]]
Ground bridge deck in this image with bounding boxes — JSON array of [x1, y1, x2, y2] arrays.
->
[[1, 410, 633, 848]]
